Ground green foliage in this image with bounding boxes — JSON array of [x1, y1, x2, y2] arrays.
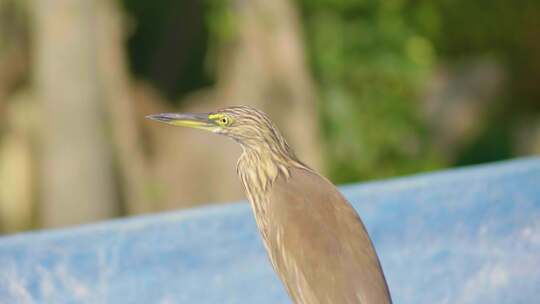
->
[[206, 0, 238, 42], [298, 0, 442, 182], [297, 0, 540, 182], [427, 0, 540, 110], [424, 0, 540, 164], [122, 0, 213, 100]]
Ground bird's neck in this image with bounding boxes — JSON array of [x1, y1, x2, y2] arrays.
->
[[236, 142, 310, 243], [237, 146, 290, 198], [236, 143, 306, 202]]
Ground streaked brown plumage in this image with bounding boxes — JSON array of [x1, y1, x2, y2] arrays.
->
[[147, 105, 392, 304]]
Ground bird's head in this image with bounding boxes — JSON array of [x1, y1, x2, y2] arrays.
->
[[146, 105, 287, 150]]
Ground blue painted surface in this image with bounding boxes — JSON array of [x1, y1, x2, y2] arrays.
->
[[1, 158, 539, 304]]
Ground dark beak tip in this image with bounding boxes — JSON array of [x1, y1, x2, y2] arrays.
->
[[144, 112, 213, 128], [145, 115, 158, 122], [146, 113, 171, 122]]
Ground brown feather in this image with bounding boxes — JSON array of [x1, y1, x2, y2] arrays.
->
[[266, 167, 392, 304]]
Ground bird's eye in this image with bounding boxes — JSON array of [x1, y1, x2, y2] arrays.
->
[[217, 116, 230, 126]]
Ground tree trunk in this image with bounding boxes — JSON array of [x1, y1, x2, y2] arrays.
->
[[33, 0, 117, 227], [0, 0, 34, 233]]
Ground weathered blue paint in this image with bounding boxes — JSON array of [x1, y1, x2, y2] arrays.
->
[[1, 158, 539, 304]]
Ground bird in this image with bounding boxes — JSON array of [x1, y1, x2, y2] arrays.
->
[[147, 105, 392, 304]]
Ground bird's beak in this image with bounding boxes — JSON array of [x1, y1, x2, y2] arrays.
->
[[145, 113, 217, 131]]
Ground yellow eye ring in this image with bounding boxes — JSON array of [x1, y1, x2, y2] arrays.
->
[[216, 116, 231, 126]]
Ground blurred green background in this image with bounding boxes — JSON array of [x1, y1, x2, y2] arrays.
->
[[0, 0, 538, 233]]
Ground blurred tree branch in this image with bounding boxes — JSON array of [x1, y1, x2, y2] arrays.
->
[[96, 0, 153, 214]]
